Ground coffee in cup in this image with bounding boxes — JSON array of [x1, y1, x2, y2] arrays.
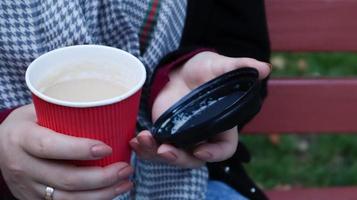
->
[[39, 65, 130, 102]]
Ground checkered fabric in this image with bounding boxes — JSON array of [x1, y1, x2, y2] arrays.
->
[[0, 0, 208, 199]]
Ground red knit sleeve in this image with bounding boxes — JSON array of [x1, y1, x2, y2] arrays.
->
[[0, 107, 18, 199], [0, 108, 18, 199], [0, 108, 17, 124]]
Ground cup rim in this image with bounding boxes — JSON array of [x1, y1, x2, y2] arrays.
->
[[25, 45, 146, 108]]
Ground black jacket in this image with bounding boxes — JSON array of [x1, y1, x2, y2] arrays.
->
[[181, 0, 270, 199]]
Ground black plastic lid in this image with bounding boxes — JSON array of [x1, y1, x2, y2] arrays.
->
[[151, 67, 262, 148]]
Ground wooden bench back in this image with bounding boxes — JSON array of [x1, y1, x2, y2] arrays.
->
[[242, 0, 357, 134], [266, 0, 357, 52]]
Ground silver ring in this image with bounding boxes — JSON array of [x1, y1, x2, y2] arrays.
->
[[44, 186, 55, 200]]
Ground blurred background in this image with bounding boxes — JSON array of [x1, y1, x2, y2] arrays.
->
[[242, 53, 357, 190]]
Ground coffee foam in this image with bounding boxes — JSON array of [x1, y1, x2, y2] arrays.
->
[[38, 63, 132, 93]]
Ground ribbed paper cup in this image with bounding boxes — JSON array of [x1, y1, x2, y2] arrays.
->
[[25, 45, 146, 166]]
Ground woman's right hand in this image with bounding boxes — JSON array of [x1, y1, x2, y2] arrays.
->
[[0, 104, 133, 200]]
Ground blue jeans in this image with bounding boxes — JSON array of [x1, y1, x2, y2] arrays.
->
[[206, 181, 248, 200]]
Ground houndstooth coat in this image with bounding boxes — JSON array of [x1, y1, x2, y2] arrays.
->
[[0, 0, 208, 199]]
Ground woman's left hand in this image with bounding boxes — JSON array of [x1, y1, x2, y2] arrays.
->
[[130, 51, 271, 168]]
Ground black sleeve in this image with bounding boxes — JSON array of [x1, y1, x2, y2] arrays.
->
[[180, 1, 270, 199], [181, 0, 271, 129], [181, 0, 270, 62]]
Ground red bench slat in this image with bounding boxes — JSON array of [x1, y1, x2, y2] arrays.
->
[[266, 187, 357, 200], [266, 0, 357, 51], [244, 0, 357, 198], [242, 78, 357, 133]]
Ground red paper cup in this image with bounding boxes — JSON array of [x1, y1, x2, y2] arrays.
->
[[25, 45, 146, 166]]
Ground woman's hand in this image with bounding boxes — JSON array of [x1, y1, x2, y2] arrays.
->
[[0, 104, 133, 200], [130, 51, 271, 168]]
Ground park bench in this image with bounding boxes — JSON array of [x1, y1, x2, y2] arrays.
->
[[241, 0, 357, 199]]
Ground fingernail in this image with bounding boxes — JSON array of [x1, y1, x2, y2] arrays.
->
[[118, 165, 133, 177], [148, 137, 156, 147], [129, 140, 139, 149], [158, 151, 177, 162], [115, 181, 133, 194], [141, 135, 155, 149], [143, 137, 154, 148], [266, 63, 273, 72], [194, 151, 212, 160], [91, 144, 112, 158]]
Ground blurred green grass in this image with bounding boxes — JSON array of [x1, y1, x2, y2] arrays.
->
[[242, 53, 357, 189], [271, 52, 357, 76]]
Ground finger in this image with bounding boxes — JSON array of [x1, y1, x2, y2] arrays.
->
[[157, 144, 205, 168], [130, 138, 149, 157], [28, 182, 52, 200], [215, 57, 271, 80], [3, 178, 39, 200], [136, 131, 158, 150], [233, 57, 271, 79], [6, 103, 35, 119], [193, 128, 238, 162], [129, 137, 140, 151], [27, 160, 133, 191], [130, 138, 155, 160], [34, 180, 133, 200], [130, 131, 161, 161], [20, 125, 112, 160]]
